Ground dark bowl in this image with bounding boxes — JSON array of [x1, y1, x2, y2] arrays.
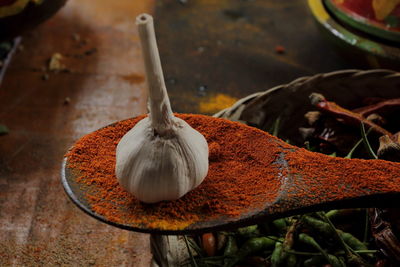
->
[[0, 0, 67, 41]]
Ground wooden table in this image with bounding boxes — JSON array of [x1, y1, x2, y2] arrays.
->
[[0, 0, 154, 265], [155, 0, 354, 115], [0, 0, 358, 265]]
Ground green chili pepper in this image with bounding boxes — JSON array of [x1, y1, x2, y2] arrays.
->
[[298, 233, 323, 251], [285, 253, 297, 267], [241, 236, 276, 254], [302, 215, 334, 237], [272, 218, 288, 234], [225, 236, 276, 267], [325, 209, 339, 219], [337, 230, 367, 251], [325, 209, 362, 220], [337, 230, 372, 258], [298, 233, 331, 263], [338, 256, 346, 266], [223, 235, 238, 256], [223, 236, 238, 267], [236, 225, 260, 239], [317, 212, 373, 267], [328, 254, 346, 267], [270, 241, 283, 267]]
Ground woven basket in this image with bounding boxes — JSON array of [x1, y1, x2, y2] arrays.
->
[[152, 69, 400, 266], [214, 69, 400, 145]]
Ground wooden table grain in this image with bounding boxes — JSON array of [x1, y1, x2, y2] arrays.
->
[[0, 0, 362, 266], [0, 0, 154, 266], [155, 0, 354, 115]]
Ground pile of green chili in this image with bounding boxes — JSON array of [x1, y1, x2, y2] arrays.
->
[[182, 95, 400, 267]]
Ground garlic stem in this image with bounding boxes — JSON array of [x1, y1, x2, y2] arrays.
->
[[136, 14, 173, 135]]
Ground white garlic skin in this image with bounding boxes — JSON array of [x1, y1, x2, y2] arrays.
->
[[115, 116, 209, 203]]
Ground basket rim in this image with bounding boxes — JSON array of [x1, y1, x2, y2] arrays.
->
[[214, 69, 400, 119]]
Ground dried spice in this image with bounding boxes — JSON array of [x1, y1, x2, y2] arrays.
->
[[310, 93, 392, 136], [66, 114, 400, 230], [67, 114, 284, 230], [353, 98, 400, 117]]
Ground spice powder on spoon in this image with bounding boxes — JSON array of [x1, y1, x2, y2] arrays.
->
[[66, 114, 400, 230], [66, 114, 285, 230]]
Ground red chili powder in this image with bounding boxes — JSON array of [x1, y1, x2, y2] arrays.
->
[[66, 114, 400, 230], [66, 114, 285, 230]]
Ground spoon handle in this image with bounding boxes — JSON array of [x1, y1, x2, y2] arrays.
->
[[274, 149, 400, 214]]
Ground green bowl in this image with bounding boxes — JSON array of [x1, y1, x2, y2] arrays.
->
[[308, 0, 400, 70], [324, 0, 400, 44]]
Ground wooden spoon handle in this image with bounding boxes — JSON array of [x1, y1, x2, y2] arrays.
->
[[136, 13, 173, 134], [276, 148, 400, 211]]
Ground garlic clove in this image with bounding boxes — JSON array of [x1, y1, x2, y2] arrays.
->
[[377, 134, 400, 162], [116, 117, 209, 203]]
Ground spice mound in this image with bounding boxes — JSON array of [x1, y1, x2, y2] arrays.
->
[[66, 114, 285, 230]]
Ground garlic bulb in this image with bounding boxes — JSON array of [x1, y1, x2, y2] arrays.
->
[[115, 14, 209, 203]]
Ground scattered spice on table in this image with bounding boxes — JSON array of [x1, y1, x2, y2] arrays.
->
[[198, 94, 238, 114], [0, 124, 9, 135], [275, 45, 285, 54], [48, 53, 65, 72], [66, 114, 400, 230], [63, 97, 71, 105]]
